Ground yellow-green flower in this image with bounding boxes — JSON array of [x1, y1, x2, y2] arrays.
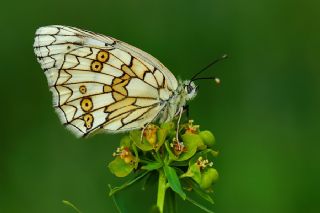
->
[[109, 146, 137, 177], [170, 138, 188, 156], [113, 146, 136, 164], [143, 124, 158, 145], [184, 120, 200, 134]]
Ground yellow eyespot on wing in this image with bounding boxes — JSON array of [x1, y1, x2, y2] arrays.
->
[[79, 85, 87, 94], [80, 97, 93, 112], [83, 113, 94, 129], [97, 50, 109, 62], [91, 60, 103, 72]]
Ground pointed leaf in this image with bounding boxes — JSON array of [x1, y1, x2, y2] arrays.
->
[[182, 179, 214, 204], [155, 128, 167, 151], [120, 135, 131, 147], [163, 165, 186, 200], [186, 196, 214, 213], [141, 162, 163, 171], [109, 171, 149, 196]]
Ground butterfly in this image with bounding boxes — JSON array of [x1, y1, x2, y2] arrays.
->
[[34, 25, 224, 138]]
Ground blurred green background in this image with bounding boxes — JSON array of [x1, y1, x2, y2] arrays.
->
[[1, 0, 319, 212]]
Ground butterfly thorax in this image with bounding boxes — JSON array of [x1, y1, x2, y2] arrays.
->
[[158, 80, 197, 123]]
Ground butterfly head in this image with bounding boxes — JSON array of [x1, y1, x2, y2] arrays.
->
[[183, 80, 198, 101]]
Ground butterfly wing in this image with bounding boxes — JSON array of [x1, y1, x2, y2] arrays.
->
[[34, 25, 177, 137]]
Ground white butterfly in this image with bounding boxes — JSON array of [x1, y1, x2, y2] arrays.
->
[[34, 25, 208, 137]]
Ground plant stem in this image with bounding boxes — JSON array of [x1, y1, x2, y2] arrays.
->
[[157, 169, 167, 213]]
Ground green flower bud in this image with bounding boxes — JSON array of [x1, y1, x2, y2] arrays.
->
[[199, 131, 215, 147], [200, 168, 219, 189]]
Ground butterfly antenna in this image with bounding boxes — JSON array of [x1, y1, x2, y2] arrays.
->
[[192, 77, 221, 85], [190, 54, 228, 81]]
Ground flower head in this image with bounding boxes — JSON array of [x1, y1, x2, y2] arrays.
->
[[170, 138, 188, 156], [196, 156, 214, 170], [112, 146, 135, 164], [143, 124, 158, 145], [185, 120, 200, 134]]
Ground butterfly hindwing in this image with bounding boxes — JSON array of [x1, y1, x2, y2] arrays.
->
[[34, 25, 176, 137]]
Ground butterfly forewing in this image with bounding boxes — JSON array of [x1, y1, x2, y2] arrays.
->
[[34, 25, 177, 137]]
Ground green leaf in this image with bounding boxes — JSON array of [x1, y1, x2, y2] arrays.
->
[[163, 165, 186, 200], [161, 121, 176, 138], [186, 196, 214, 213], [183, 179, 214, 204], [108, 158, 134, 177], [120, 135, 131, 147], [109, 171, 149, 196], [165, 141, 178, 161], [155, 128, 167, 151], [62, 200, 82, 213], [160, 121, 175, 132], [141, 161, 163, 171], [130, 130, 154, 151]]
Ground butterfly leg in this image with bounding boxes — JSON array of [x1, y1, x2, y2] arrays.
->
[[172, 107, 187, 152], [175, 107, 184, 143], [183, 104, 190, 120]]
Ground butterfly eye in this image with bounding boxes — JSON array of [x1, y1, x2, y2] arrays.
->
[[186, 85, 193, 94]]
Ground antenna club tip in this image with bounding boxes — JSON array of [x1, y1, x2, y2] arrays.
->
[[221, 54, 228, 59], [214, 78, 221, 84]]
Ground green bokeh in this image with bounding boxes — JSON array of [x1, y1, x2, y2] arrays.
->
[[1, 0, 319, 212]]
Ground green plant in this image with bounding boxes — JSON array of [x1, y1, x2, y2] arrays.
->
[[108, 120, 219, 213]]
